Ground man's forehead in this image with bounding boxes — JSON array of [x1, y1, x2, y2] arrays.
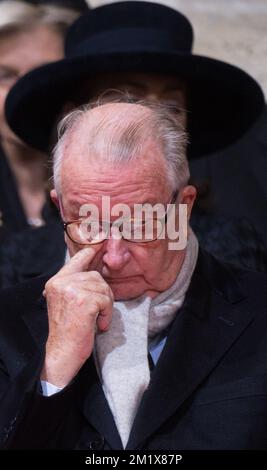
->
[[61, 152, 170, 211], [60, 101, 173, 212], [78, 101, 151, 125], [63, 139, 162, 170], [62, 157, 167, 193], [63, 102, 151, 147], [61, 177, 171, 219], [62, 102, 163, 166]]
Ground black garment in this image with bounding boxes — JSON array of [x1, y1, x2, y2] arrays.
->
[[0, 251, 267, 450], [190, 105, 267, 250], [0, 145, 28, 232], [0, 215, 266, 292], [0, 226, 7, 244], [191, 213, 267, 272], [0, 221, 65, 290], [0, 145, 59, 234]]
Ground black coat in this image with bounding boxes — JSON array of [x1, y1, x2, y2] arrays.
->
[[0, 221, 66, 290], [0, 250, 267, 450], [190, 106, 267, 248]]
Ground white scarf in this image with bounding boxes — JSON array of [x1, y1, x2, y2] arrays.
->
[[94, 231, 199, 447]]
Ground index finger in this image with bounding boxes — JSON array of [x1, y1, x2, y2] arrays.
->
[[57, 245, 103, 277]]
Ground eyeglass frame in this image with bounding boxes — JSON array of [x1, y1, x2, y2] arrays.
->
[[63, 190, 179, 246]]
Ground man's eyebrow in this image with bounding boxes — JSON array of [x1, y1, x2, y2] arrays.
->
[[134, 197, 170, 207], [67, 195, 168, 209]]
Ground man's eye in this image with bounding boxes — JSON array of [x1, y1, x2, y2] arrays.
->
[[80, 221, 100, 231]]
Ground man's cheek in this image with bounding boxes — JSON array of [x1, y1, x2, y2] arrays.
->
[[87, 249, 105, 272], [138, 250, 162, 273], [66, 241, 82, 258]]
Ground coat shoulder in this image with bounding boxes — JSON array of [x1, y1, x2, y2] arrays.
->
[[200, 250, 267, 321], [0, 272, 52, 325]]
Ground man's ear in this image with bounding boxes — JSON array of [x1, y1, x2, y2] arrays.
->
[[50, 189, 60, 209], [179, 185, 197, 221]]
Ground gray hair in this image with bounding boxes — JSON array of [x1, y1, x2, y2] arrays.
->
[[52, 97, 190, 195], [0, 1, 80, 35]]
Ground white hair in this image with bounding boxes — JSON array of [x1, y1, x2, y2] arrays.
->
[[52, 98, 190, 195], [0, 1, 80, 34]]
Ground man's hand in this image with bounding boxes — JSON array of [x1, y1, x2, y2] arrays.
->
[[41, 247, 114, 388]]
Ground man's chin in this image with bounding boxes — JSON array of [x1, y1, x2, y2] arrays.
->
[[108, 280, 145, 301]]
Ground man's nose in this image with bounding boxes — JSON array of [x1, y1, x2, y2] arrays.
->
[[102, 233, 131, 271]]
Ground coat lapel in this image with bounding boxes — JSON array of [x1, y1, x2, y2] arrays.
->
[[80, 357, 124, 450], [0, 274, 50, 379], [126, 251, 254, 449]]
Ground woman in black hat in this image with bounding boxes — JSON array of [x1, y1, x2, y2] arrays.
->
[[5, 1, 264, 156]]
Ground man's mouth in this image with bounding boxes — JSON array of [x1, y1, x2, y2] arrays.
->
[[105, 276, 136, 282]]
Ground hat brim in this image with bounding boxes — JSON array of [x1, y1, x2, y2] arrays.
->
[[5, 50, 265, 158]]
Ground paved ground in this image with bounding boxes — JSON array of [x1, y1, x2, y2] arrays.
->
[[88, 0, 267, 97]]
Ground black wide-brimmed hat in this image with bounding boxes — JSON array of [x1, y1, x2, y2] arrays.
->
[[5, 1, 265, 158]]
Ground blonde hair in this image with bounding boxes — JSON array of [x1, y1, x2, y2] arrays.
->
[[0, 1, 80, 35]]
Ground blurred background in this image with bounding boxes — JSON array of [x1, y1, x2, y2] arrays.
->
[[89, 0, 267, 96]]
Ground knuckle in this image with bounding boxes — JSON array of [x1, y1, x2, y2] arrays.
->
[[89, 270, 103, 282], [90, 299, 100, 314], [76, 290, 89, 306], [102, 284, 111, 297], [44, 278, 52, 290], [45, 278, 58, 294], [64, 284, 77, 299], [105, 293, 113, 306]]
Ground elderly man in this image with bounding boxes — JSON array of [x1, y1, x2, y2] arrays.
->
[[1, 1, 266, 292], [0, 99, 267, 450]]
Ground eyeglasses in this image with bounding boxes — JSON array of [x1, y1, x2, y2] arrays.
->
[[63, 191, 178, 246]]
